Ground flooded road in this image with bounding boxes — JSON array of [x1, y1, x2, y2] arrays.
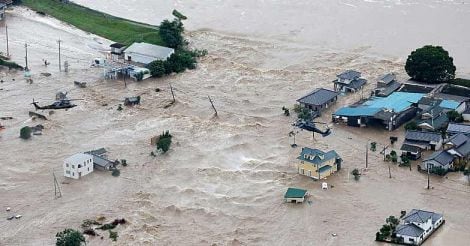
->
[[73, 0, 470, 76], [1, 3, 470, 246]]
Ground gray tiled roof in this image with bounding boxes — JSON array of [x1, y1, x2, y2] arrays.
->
[[337, 70, 361, 80], [92, 155, 114, 168], [297, 88, 338, 106], [400, 144, 421, 153], [376, 81, 402, 97], [378, 73, 396, 85], [405, 130, 442, 143], [423, 150, 454, 166], [447, 133, 468, 147], [403, 209, 443, 224], [447, 123, 470, 135], [418, 97, 442, 106], [455, 140, 470, 157], [395, 224, 424, 237]]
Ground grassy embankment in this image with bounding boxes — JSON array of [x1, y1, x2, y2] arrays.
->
[[22, 0, 163, 46], [449, 78, 470, 88]]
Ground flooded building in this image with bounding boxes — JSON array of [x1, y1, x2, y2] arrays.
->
[[124, 42, 174, 66], [284, 188, 307, 203], [297, 147, 341, 180], [63, 153, 94, 179], [297, 88, 338, 118], [394, 209, 444, 245], [374, 73, 402, 97], [333, 92, 423, 130], [332, 70, 367, 93], [444, 133, 470, 164], [446, 123, 470, 137], [421, 150, 454, 171]]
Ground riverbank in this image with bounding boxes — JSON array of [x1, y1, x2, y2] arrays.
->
[[22, 0, 163, 46]]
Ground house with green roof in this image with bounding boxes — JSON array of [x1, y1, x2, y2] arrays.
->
[[297, 147, 342, 180], [284, 188, 308, 203]]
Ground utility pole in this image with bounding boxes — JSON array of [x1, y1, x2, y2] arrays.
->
[[389, 164, 392, 179], [208, 96, 218, 116], [5, 25, 9, 57], [169, 83, 176, 103], [427, 165, 430, 189], [365, 141, 369, 169], [24, 43, 28, 70], [57, 39, 62, 72], [53, 172, 62, 199]]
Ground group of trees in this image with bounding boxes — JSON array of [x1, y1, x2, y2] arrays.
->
[[447, 110, 464, 123], [375, 216, 400, 241], [146, 14, 206, 78], [156, 130, 173, 153]]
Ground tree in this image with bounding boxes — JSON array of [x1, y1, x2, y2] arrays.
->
[[20, 126, 32, 140], [404, 121, 418, 131], [159, 19, 184, 48], [405, 45, 456, 83], [147, 60, 166, 77], [134, 71, 144, 81], [447, 110, 463, 123], [157, 131, 173, 153], [56, 228, 85, 246], [370, 142, 377, 152], [112, 169, 120, 177], [379, 224, 392, 238], [297, 108, 312, 121], [386, 216, 400, 230], [164, 50, 197, 74], [351, 168, 361, 181], [282, 106, 290, 116], [401, 155, 410, 167]]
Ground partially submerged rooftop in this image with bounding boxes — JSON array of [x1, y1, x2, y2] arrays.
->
[[402, 209, 443, 224], [297, 88, 338, 106], [405, 130, 442, 143], [284, 188, 307, 198]]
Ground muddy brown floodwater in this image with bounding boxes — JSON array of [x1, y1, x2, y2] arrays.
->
[[0, 5, 470, 246]]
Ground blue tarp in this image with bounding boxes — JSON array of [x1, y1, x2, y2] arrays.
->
[[439, 100, 460, 110], [334, 92, 425, 117]]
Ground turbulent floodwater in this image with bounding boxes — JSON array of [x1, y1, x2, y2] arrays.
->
[[1, 2, 470, 246], [73, 0, 470, 76]]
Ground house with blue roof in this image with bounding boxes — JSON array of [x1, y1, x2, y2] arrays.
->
[[394, 209, 444, 245], [333, 92, 424, 131], [297, 147, 341, 180]]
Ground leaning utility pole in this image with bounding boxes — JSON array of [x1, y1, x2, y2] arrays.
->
[[24, 43, 28, 70], [5, 25, 9, 57], [208, 96, 218, 116], [53, 172, 62, 199], [169, 83, 176, 103], [57, 39, 62, 72]]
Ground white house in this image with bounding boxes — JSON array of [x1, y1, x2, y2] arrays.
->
[[394, 209, 444, 245], [63, 153, 94, 179], [124, 42, 174, 65]]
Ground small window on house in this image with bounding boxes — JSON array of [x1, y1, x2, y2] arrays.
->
[[72, 165, 75, 168], [66, 171, 70, 174], [72, 172, 75, 176], [88, 168, 90, 171], [66, 163, 69, 167], [409, 239, 414, 242]]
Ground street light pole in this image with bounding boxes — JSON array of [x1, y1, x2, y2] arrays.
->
[[58, 39, 62, 72]]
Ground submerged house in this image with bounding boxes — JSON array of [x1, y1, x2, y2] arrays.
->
[[374, 73, 402, 97], [332, 70, 367, 93], [124, 42, 174, 66], [463, 105, 470, 122], [297, 88, 339, 118], [420, 150, 454, 171], [284, 188, 308, 203], [297, 147, 341, 180], [394, 209, 444, 245], [85, 148, 115, 171], [444, 133, 470, 165], [416, 104, 449, 131], [401, 130, 443, 160], [63, 153, 94, 179], [333, 92, 424, 131]]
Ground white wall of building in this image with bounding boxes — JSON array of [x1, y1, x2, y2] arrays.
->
[[63, 153, 94, 179]]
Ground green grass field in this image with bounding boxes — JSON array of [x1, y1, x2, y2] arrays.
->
[[23, 0, 163, 46]]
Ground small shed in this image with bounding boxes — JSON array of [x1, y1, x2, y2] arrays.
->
[[110, 43, 126, 55], [124, 96, 141, 106], [284, 188, 308, 203]]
